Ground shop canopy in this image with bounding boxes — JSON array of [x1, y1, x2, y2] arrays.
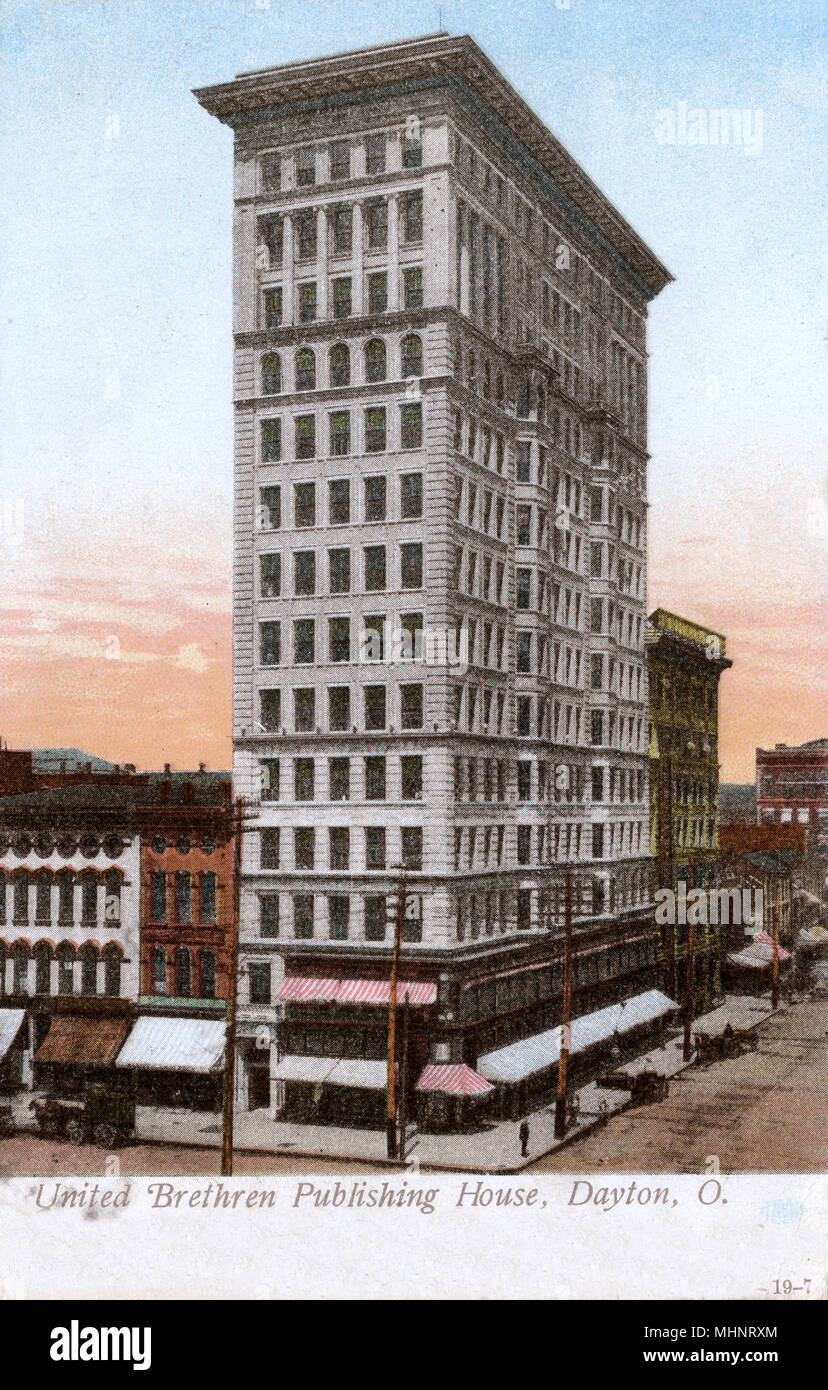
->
[[478, 990, 679, 1085], [727, 939, 791, 969], [415, 1063, 493, 1097], [115, 1017, 225, 1072], [798, 925, 828, 947], [273, 1056, 387, 1089], [277, 977, 437, 1007], [34, 1013, 130, 1066], [0, 1009, 26, 1062]]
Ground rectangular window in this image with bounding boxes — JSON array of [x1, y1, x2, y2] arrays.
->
[[403, 190, 423, 242], [368, 272, 388, 314], [260, 688, 281, 732], [591, 653, 603, 690], [517, 504, 531, 546], [263, 288, 282, 329], [329, 827, 350, 870], [364, 545, 387, 591], [516, 568, 531, 609], [294, 828, 315, 870], [328, 686, 350, 731], [364, 893, 386, 940], [294, 688, 315, 732], [591, 712, 604, 745], [400, 542, 422, 589], [366, 198, 388, 249], [298, 282, 317, 322], [365, 756, 386, 800], [329, 410, 350, 456], [200, 872, 217, 924], [294, 758, 315, 801], [328, 616, 350, 662], [261, 152, 281, 191], [516, 441, 531, 482], [261, 418, 282, 463], [517, 826, 531, 865], [400, 472, 422, 518], [592, 823, 604, 858], [329, 477, 350, 524], [404, 266, 423, 308], [328, 895, 350, 940], [294, 481, 315, 527], [366, 133, 386, 174], [401, 403, 422, 449], [328, 547, 350, 594], [260, 759, 280, 802], [260, 552, 281, 597], [401, 827, 423, 871], [517, 631, 531, 673], [592, 767, 604, 801], [294, 551, 316, 596], [332, 276, 352, 318], [260, 829, 281, 869], [249, 962, 272, 1004], [400, 683, 423, 730], [296, 146, 316, 187], [151, 871, 167, 923], [401, 755, 423, 800], [329, 757, 350, 802], [175, 871, 192, 924], [330, 141, 350, 181], [517, 696, 531, 736], [293, 894, 314, 939], [402, 130, 422, 169], [259, 485, 281, 531], [364, 475, 387, 521], [365, 406, 386, 452], [260, 894, 280, 938], [260, 621, 281, 666], [364, 685, 386, 730], [295, 414, 316, 459], [591, 598, 603, 633]]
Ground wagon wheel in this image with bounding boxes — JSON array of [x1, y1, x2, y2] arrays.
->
[[93, 1122, 118, 1149], [65, 1118, 85, 1145]]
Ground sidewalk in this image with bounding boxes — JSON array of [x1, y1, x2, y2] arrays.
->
[[10, 994, 778, 1173]]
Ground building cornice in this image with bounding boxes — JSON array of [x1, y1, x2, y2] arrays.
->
[[194, 33, 673, 300]]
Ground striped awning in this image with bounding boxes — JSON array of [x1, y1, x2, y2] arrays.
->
[[416, 1063, 493, 1097], [34, 1013, 130, 1066], [335, 979, 437, 1006], [0, 1009, 26, 1062], [115, 1017, 225, 1072], [277, 977, 340, 1003]]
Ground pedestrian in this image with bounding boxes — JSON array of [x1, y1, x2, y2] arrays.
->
[[519, 1118, 530, 1157]]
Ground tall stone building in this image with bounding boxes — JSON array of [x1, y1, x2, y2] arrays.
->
[[646, 608, 732, 1011], [196, 34, 674, 1125]]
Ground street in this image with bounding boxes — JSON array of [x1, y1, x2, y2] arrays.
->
[[529, 993, 828, 1173], [0, 1135, 385, 1176]]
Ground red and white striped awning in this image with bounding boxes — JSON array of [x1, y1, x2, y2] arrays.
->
[[335, 979, 437, 1006], [416, 1063, 493, 1097], [277, 977, 340, 1003]]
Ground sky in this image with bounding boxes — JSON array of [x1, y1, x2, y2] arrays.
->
[[0, 0, 825, 779]]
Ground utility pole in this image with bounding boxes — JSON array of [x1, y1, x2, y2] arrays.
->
[[771, 885, 780, 1010], [399, 990, 411, 1161], [221, 796, 246, 1178], [386, 867, 406, 1160], [683, 856, 696, 1061], [554, 872, 573, 1139]]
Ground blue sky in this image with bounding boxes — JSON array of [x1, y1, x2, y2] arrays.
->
[[1, 0, 825, 774]]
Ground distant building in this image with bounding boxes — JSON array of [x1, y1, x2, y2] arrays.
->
[[718, 783, 756, 825], [756, 740, 828, 902], [646, 609, 732, 1012]]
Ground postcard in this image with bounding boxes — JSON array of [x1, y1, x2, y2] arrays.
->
[[0, 0, 825, 1309]]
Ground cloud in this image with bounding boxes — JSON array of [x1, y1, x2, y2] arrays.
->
[[174, 643, 209, 674]]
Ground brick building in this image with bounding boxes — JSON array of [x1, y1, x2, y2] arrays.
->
[[756, 739, 828, 903], [195, 33, 674, 1126]]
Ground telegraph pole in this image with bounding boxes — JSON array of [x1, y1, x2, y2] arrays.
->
[[771, 889, 780, 1010], [683, 856, 696, 1061], [221, 796, 246, 1177], [399, 990, 411, 1161], [386, 868, 406, 1159], [554, 872, 574, 1139]]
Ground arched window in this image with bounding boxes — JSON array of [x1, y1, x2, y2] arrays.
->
[[201, 949, 216, 1000], [81, 871, 97, 924], [57, 944, 75, 996], [364, 338, 386, 383], [151, 947, 167, 995], [34, 943, 51, 995], [13, 943, 29, 994], [295, 348, 316, 391], [35, 871, 52, 924], [58, 871, 74, 924], [81, 944, 98, 997], [329, 343, 350, 387], [401, 334, 422, 378], [104, 947, 121, 997], [104, 869, 121, 924], [176, 948, 191, 998], [261, 352, 281, 395], [13, 873, 29, 924]]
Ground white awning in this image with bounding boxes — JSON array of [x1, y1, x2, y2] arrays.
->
[[478, 991, 679, 1085], [327, 1059, 387, 1090], [273, 1055, 340, 1083], [115, 1017, 225, 1072], [0, 1009, 26, 1062]]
